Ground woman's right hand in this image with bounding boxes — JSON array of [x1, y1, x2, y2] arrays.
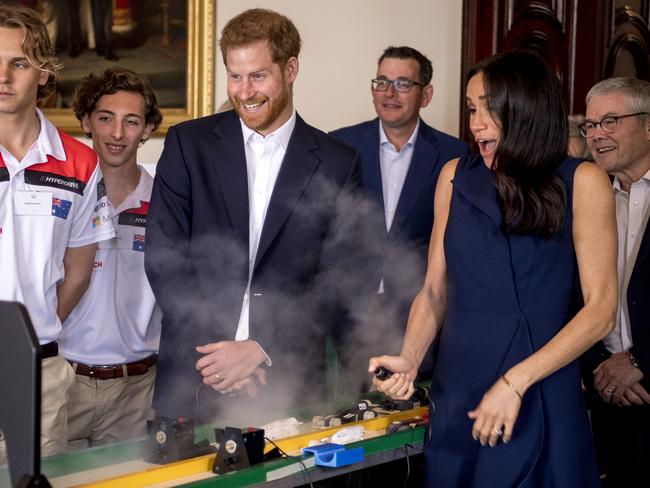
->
[[368, 355, 418, 400]]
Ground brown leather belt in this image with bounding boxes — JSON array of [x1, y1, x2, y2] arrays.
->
[[41, 341, 59, 359], [69, 354, 157, 380]]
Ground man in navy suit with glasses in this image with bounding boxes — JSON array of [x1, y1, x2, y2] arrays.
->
[[331, 46, 468, 392]]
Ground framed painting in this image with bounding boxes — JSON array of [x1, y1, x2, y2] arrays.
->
[[38, 0, 214, 134]]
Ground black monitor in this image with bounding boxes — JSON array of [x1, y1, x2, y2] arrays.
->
[[0, 301, 50, 487]]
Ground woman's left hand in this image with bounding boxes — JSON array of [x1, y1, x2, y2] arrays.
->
[[467, 378, 522, 447]]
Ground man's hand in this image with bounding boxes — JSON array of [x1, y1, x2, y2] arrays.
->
[[613, 382, 650, 407], [196, 340, 267, 393], [594, 352, 644, 404], [218, 368, 267, 397]]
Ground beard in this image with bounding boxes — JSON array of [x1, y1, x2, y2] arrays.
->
[[230, 83, 291, 134]]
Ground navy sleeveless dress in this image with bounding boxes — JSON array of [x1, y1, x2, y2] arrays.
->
[[423, 155, 600, 487]]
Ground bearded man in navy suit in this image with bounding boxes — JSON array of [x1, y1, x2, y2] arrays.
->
[[331, 46, 468, 388], [145, 8, 362, 421]]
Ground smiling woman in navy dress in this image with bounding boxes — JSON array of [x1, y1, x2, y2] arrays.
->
[[370, 51, 618, 487]]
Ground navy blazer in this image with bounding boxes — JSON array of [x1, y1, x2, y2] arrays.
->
[[145, 110, 362, 419], [581, 216, 650, 391], [330, 119, 468, 316], [330, 118, 468, 378], [628, 217, 650, 389]]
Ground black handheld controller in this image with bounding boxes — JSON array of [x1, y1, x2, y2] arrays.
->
[[374, 366, 394, 380]]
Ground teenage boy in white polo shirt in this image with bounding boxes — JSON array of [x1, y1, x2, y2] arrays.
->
[[0, 6, 114, 462], [58, 67, 163, 448]]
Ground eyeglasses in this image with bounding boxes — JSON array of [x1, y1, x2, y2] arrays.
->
[[578, 112, 648, 137], [371, 78, 422, 93]]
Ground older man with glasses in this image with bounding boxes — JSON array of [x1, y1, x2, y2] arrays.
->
[[330, 46, 468, 394], [580, 77, 650, 488]]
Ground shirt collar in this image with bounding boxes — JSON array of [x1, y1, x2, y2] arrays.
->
[[113, 165, 154, 215], [34, 108, 66, 162], [0, 109, 66, 168], [613, 167, 650, 193], [379, 118, 420, 149], [240, 110, 297, 151]]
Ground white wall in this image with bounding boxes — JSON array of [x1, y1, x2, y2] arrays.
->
[[125, 0, 464, 173]]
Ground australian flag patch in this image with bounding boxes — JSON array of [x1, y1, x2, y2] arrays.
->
[[51, 197, 72, 219], [132, 233, 145, 252]]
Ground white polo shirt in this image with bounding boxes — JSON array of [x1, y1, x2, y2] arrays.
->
[[59, 166, 161, 365], [0, 109, 114, 344]]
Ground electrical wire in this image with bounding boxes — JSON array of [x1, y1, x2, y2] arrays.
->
[[265, 436, 314, 488], [402, 443, 414, 488], [194, 384, 206, 422]]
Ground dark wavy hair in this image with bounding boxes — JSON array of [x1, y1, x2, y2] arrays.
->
[[72, 67, 162, 137], [468, 51, 568, 238]]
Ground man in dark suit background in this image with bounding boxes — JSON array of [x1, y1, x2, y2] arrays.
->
[[145, 8, 362, 422], [330, 46, 468, 388], [580, 77, 650, 488]]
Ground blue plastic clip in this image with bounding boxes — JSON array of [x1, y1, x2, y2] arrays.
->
[[301, 443, 364, 468]]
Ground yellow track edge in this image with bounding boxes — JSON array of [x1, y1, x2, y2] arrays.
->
[[77, 406, 428, 487]]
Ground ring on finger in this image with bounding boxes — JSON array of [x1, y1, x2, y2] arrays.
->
[[494, 428, 503, 436], [605, 386, 615, 393]]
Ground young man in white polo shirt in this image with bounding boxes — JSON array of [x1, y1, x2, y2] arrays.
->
[[58, 67, 162, 448], [0, 6, 114, 462]]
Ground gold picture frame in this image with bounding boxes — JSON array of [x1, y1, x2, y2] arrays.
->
[[43, 0, 214, 135]]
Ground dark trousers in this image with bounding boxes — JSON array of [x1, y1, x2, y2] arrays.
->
[[590, 398, 650, 488]]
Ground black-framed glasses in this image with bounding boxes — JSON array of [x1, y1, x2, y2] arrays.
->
[[579, 112, 648, 137], [371, 78, 422, 93]]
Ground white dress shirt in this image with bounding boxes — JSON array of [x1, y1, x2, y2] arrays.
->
[[377, 120, 419, 293], [235, 111, 296, 343], [379, 119, 419, 232], [603, 169, 650, 353]]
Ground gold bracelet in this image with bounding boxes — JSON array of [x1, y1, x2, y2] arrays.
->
[[500, 374, 523, 401]]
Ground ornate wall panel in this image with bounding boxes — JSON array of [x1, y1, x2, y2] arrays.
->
[[460, 0, 649, 143]]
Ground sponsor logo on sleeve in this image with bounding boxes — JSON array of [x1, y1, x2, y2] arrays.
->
[[94, 200, 108, 213], [97, 178, 107, 200], [92, 215, 103, 228], [132, 233, 145, 252], [51, 197, 72, 219]]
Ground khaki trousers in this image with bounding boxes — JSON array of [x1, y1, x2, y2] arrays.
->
[[67, 366, 156, 450], [0, 356, 74, 467]]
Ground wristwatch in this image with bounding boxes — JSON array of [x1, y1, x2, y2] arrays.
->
[[629, 352, 640, 369]]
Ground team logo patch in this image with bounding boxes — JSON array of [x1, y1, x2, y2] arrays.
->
[[24, 170, 86, 196], [118, 201, 149, 227], [132, 234, 145, 252], [118, 212, 147, 227], [51, 197, 72, 219]]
